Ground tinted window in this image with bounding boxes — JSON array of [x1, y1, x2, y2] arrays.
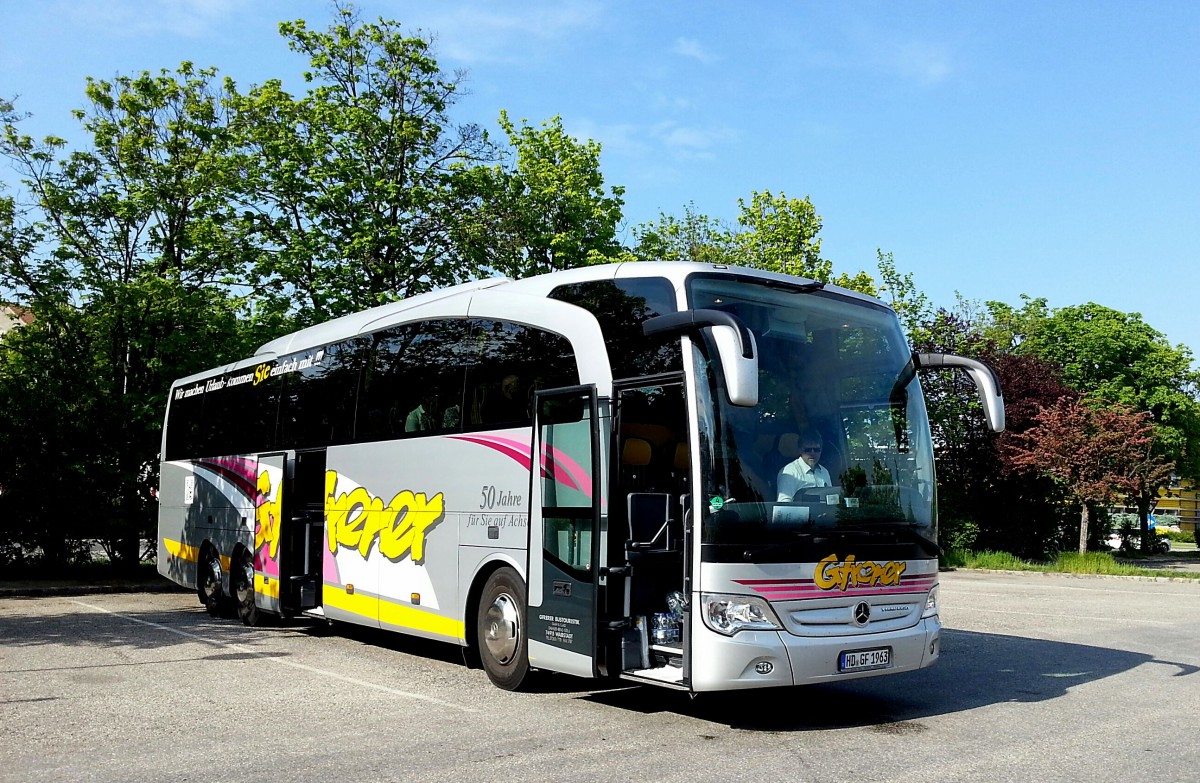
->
[[277, 338, 367, 450], [548, 277, 680, 379], [465, 319, 578, 430], [359, 319, 476, 441], [165, 365, 281, 459], [204, 367, 280, 456], [164, 381, 207, 460]]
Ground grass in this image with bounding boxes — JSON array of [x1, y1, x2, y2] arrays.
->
[[945, 548, 1200, 579]]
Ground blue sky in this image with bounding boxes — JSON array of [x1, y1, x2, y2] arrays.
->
[[3, 1, 1198, 360]]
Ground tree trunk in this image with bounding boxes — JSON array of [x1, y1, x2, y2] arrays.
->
[[1078, 503, 1090, 555], [1136, 493, 1152, 553]]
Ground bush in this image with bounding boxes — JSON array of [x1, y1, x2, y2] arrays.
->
[[939, 517, 979, 553]]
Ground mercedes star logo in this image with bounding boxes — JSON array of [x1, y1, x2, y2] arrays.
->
[[853, 601, 871, 626]]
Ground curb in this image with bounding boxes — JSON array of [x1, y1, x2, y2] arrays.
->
[[0, 582, 193, 598], [946, 567, 1200, 584]]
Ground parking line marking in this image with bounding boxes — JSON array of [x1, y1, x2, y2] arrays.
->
[[71, 600, 476, 713]]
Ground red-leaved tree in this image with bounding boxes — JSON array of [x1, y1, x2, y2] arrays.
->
[[1006, 397, 1174, 554]]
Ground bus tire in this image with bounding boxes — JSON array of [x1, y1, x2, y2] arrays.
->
[[477, 567, 531, 691], [233, 550, 264, 627], [198, 546, 230, 618]]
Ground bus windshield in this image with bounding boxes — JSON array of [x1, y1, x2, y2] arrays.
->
[[687, 275, 937, 551]]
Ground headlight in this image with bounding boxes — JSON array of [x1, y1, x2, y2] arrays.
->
[[700, 593, 783, 636], [923, 585, 939, 618]]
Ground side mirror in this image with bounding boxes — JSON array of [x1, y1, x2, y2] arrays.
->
[[644, 309, 759, 407], [914, 353, 1005, 432]]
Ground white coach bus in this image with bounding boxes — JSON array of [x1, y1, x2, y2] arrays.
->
[[157, 261, 1003, 692]]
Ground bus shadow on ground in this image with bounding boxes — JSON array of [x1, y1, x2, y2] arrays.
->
[[318, 623, 637, 694], [582, 628, 1199, 730]]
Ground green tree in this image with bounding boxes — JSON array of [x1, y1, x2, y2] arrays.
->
[[876, 250, 931, 343], [632, 191, 876, 293], [0, 71, 253, 569], [732, 190, 829, 279], [980, 294, 1050, 353], [476, 112, 626, 277], [632, 201, 737, 264], [1020, 303, 1200, 549], [226, 4, 502, 322]]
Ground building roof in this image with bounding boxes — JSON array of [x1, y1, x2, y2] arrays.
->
[[0, 303, 34, 335]]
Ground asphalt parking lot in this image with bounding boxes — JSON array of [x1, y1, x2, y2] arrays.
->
[[2, 570, 1198, 783]]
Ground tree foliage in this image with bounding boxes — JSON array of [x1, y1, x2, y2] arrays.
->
[[1020, 303, 1200, 478], [876, 250, 931, 343], [911, 305, 1079, 558], [1007, 397, 1174, 554], [0, 73, 254, 569], [632, 191, 877, 294], [222, 4, 625, 322], [0, 5, 627, 570], [481, 112, 626, 276], [632, 201, 737, 264], [227, 5, 499, 322]]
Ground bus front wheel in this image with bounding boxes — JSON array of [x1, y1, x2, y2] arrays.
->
[[476, 567, 531, 691]]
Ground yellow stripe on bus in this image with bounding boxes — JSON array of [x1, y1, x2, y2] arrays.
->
[[323, 584, 464, 639], [163, 539, 198, 563], [255, 573, 280, 599], [163, 539, 231, 572]]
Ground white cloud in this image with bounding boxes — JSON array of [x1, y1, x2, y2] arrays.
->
[[566, 119, 652, 158], [672, 37, 716, 64], [825, 20, 957, 87], [650, 121, 738, 160], [410, 2, 605, 64], [888, 40, 953, 85], [560, 118, 738, 168], [64, 0, 237, 38]]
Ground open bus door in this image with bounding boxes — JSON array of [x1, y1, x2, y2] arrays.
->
[[248, 451, 324, 621], [526, 386, 605, 679], [252, 453, 287, 618], [279, 449, 325, 616]]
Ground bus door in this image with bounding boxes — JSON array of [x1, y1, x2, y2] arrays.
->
[[279, 449, 326, 616], [612, 380, 691, 675], [527, 386, 604, 679], [254, 453, 287, 616]]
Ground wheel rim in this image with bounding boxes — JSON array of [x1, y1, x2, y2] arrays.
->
[[202, 557, 221, 601], [483, 591, 521, 665], [236, 559, 254, 606]]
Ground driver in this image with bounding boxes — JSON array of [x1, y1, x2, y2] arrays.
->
[[776, 429, 832, 501]]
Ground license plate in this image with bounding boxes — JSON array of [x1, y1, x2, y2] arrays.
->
[[839, 647, 892, 672]]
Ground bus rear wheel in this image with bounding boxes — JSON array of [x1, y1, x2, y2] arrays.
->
[[477, 567, 531, 691], [233, 551, 264, 627], [198, 547, 229, 618]]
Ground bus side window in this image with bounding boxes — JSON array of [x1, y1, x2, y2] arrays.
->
[[547, 276, 681, 378], [357, 320, 476, 442], [277, 338, 366, 450], [464, 319, 578, 431]]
